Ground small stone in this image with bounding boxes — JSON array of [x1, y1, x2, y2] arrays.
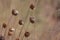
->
[[12, 9, 18, 16], [30, 16, 35, 23], [24, 32, 30, 37], [9, 28, 15, 32], [19, 20, 24, 25]]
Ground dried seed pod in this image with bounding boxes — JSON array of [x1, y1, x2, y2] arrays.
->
[[30, 4, 34, 10], [29, 16, 35, 23], [8, 31, 13, 36], [19, 20, 24, 25], [2, 23, 7, 28], [0, 36, 5, 40], [24, 32, 30, 37], [12, 9, 19, 16]]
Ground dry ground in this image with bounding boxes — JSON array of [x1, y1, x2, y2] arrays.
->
[[0, 0, 60, 40]]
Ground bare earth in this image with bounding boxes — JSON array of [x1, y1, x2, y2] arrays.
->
[[0, 0, 60, 40]]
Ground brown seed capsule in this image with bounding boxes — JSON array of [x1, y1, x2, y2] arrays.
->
[[12, 9, 18, 16], [24, 32, 30, 37], [19, 20, 24, 25], [30, 17, 35, 23], [0, 36, 5, 40], [8, 28, 15, 36], [8, 31, 13, 36], [2, 23, 7, 28], [30, 4, 34, 10]]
